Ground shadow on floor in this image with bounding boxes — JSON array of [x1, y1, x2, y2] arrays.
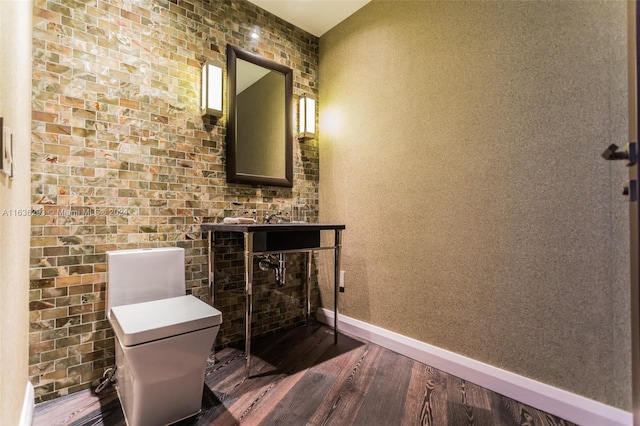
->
[[245, 323, 364, 379]]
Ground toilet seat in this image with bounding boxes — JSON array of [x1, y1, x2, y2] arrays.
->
[[110, 295, 222, 346]]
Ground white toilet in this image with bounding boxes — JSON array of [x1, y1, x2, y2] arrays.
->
[[106, 247, 222, 426]]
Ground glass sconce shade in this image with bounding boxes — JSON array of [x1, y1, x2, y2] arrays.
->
[[298, 94, 315, 139], [201, 63, 223, 117]]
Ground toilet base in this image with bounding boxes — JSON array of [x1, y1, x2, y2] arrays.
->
[[114, 326, 219, 426]]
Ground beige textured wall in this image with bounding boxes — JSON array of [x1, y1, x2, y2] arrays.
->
[[319, 0, 631, 409], [0, 0, 33, 423]]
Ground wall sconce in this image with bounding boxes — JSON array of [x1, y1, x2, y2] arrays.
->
[[298, 94, 315, 140], [201, 62, 223, 118]]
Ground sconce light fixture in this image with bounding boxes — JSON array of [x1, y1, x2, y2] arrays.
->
[[201, 62, 223, 118], [298, 94, 315, 140]]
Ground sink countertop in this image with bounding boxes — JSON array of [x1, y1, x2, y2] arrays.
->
[[201, 223, 345, 233]]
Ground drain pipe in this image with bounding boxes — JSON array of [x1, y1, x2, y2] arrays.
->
[[258, 254, 286, 287]]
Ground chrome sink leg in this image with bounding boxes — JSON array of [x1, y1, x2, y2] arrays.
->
[[334, 230, 342, 344], [244, 232, 253, 378], [208, 231, 215, 303], [306, 251, 312, 325]]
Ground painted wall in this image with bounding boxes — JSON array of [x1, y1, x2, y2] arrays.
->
[[319, 0, 630, 410], [0, 0, 33, 423], [29, 0, 319, 402]]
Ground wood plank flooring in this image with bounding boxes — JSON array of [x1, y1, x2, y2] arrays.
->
[[33, 323, 576, 426]]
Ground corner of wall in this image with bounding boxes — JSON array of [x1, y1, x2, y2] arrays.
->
[[19, 382, 34, 426], [316, 308, 633, 426], [0, 0, 33, 423]]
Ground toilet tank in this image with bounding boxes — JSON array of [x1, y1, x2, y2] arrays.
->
[[106, 247, 186, 316]]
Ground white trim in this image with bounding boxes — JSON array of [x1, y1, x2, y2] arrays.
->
[[317, 308, 632, 426], [19, 381, 34, 426]]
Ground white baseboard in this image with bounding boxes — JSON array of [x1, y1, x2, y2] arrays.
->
[[317, 308, 632, 426], [20, 381, 34, 426]]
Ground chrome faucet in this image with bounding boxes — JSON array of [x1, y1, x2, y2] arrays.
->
[[264, 211, 287, 223], [264, 213, 280, 223]]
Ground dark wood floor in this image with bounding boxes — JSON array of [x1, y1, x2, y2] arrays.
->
[[33, 323, 575, 426]]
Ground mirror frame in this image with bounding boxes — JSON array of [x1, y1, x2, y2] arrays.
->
[[226, 45, 294, 187]]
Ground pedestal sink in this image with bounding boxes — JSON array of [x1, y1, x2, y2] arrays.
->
[[201, 222, 345, 378]]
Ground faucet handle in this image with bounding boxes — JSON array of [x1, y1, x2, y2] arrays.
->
[[264, 210, 290, 223]]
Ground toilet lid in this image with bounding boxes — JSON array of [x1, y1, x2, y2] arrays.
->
[[110, 295, 222, 346]]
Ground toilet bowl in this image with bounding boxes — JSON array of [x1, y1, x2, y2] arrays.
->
[[107, 247, 222, 426]]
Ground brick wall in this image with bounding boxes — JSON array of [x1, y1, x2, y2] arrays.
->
[[29, 0, 319, 402]]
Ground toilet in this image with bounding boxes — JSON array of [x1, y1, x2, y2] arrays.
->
[[106, 247, 222, 426]]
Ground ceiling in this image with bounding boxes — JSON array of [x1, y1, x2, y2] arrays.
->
[[247, 0, 371, 37]]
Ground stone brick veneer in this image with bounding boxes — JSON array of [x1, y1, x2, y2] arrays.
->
[[29, 0, 319, 402]]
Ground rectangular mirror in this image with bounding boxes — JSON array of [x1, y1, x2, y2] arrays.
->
[[226, 45, 293, 187]]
